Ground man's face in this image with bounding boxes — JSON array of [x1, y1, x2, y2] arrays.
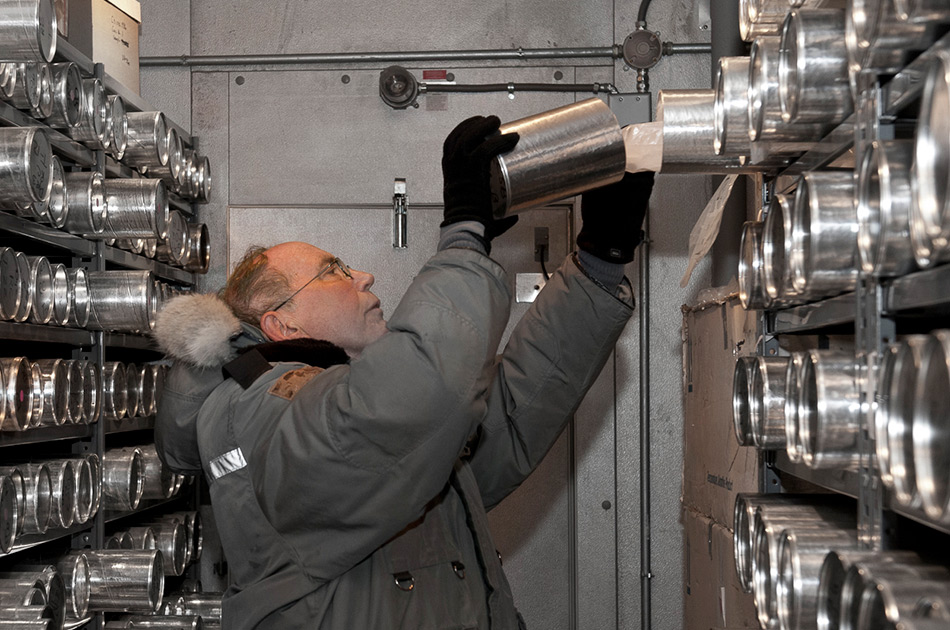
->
[[264, 242, 388, 358]]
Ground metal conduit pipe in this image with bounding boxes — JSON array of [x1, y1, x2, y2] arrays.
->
[[421, 82, 616, 94]]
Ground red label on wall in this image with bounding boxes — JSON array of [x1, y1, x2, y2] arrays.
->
[[423, 70, 447, 81]]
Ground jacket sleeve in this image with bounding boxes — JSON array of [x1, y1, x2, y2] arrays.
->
[[469, 254, 634, 510], [247, 248, 512, 582]]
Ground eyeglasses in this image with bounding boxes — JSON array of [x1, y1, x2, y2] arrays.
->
[[272, 257, 353, 311]]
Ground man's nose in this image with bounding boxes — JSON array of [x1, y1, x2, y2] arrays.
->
[[352, 269, 375, 290]]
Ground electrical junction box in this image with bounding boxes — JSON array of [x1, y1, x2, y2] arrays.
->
[[65, 0, 141, 93], [608, 92, 653, 126]]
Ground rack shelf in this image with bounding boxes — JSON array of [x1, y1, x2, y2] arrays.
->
[[0, 423, 93, 448], [105, 416, 155, 435], [105, 496, 186, 524], [2, 522, 92, 557], [768, 292, 856, 334]]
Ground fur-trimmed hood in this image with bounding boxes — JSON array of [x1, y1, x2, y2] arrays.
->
[[154, 293, 249, 368]]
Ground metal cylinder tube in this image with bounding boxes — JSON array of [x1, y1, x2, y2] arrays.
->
[[776, 527, 860, 630], [740, 0, 790, 41], [139, 444, 174, 501], [155, 210, 188, 266], [159, 512, 201, 565], [123, 111, 168, 168], [894, 0, 950, 21], [80, 360, 100, 424], [150, 364, 164, 415], [182, 223, 210, 274], [0, 63, 16, 100], [25, 362, 42, 428], [883, 335, 930, 508], [70, 456, 93, 525], [876, 341, 901, 489], [714, 56, 753, 157], [0, 474, 16, 553], [43, 154, 67, 229], [739, 221, 771, 310], [24, 255, 52, 325], [66, 267, 89, 329], [789, 171, 858, 298], [139, 364, 155, 417], [101, 447, 144, 513], [16, 464, 50, 535], [857, 570, 950, 630], [0, 247, 21, 321], [798, 349, 862, 469], [0, 126, 52, 207], [86, 270, 158, 333], [784, 351, 809, 464], [841, 559, 950, 630], [125, 526, 156, 551], [70, 78, 107, 147], [779, 9, 852, 124], [12, 251, 32, 323], [54, 551, 90, 620], [912, 330, 950, 522], [857, 140, 917, 276], [0, 0, 55, 62], [146, 520, 187, 576], [49, 262, 70, 326], [194, 155, 212, 203], [85, 453, 100, 516], [63, 170, 106, 236], [763, 192, 802, 303], [0, 467, 23, 537], [161, 127, 183, 185], [76, 550, 164, 613], [5, 62, 40, 113], [62, 359, 83, 425], [489, 98, 625, 217], [817, 550, 913, 630], [45, 62, 82, 129], [752, 356, 791, 449], [29, 61, 51, 120], [174, 594, 222, 622], [108, 94, 128, 160], [734, 356, 758, 447], [658, 89, 756, 173], [100, 178, 168, 240], [111, 616, 204, 629], [846, 0, 936, 75], [911, 50, 950, 268], [106, 531, 134, 549], [102, 362, 128, 422], [0, 357, 33, 431], [47, 458, 74, 529], [33, 358, 66, 426]]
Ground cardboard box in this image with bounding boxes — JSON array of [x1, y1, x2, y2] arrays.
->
[[684, 507, 759, 630], [682, 297, 761, 527], [66, 0, 141, 93]]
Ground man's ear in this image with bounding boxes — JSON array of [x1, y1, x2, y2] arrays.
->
[[260, 311, 299, 341]]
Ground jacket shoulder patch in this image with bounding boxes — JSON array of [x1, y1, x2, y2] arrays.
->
[[268, 365, 325, 400]]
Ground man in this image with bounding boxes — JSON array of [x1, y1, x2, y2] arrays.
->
[[154, 114, 654, 629]]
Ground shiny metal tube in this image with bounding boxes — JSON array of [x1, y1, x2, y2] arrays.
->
[[818, 550, 889, 630], [49, 262, 69, 326], [70, 457, 93, 525], [0, 570, 63, 629], [17, 464, 50, 535], [5, 62, 41, 111], [798, 350, 862, 469], [841, 558, 950, 630], [749, 36, 830, 147], [25, 362, 42, 428], [0, 63, 15, 100], [106, 531, 134, 549], [47, 459, 74, 529], [183, 153, 212, 204], [62, 359, 83, 425], [0, 474, 16, 552], [784, 352, 808, 463], [182, 223, 210, 274], [159, 511, 201, 564], [0, 606, 53, 627], [734, 494, 843, 595], [67, 267, 89, 329], [140, 364, 155, 417], [779, 9, 852, 124], [142, 238, 158, 259], [70, 78, 107, 147], [911, 50, 950, 268], [658, 89, 754, 173], [108, 95, 128, 160], [846, 0, 936, 74], [76, 550, 164, 613], [24, 255, 52, 325], [884, 335, 929, 508], [33, 358, 66, 426], [776, 527, 859, 630], [740, 0, 789, 41], [875, 342, 900, 489], [174, 594, 222, 622], [0, 0, 55, 62], [86, 270, 158, 333], [753, 509, 856, 629], [912, 330, 950, 522], [155, 210, 188, 265], [140, 444, 174, 501], [714, 56, 752, 157], [55, 551, 90, 620], [29, 61, 51, 120], [45, 62, 82, 129], [739, 221, 771, 309], [63, 171, 106, 236], [763, 193, 803, 302], [162, 128, 183, 185], [151, 364, 164, 415], [893, 0, 950, 21], [0, 468, 22, 539], [734, 356, 758, 446], [12, 251, 31, 323], [102, 362, 128, 421], [0, 126, 52, 206], [123, 112, 168, 168], [44, 154, 66, 229], [101, 447, 144, 512], [125, 363, 140, 418], [752, 356, 791, 449], [110, 616, 203, 629], [0, 357, 33, 431], [489, 98, 624, 217], [0, 247, 21, 321], [146, 520, 187, 576], [80, 360, 100, 424], [99, 178, 168, 240], [125, 526, 156, 550], [857, 570, 950, 630], [857, 140, 917, 276], [85, 453, 100, 516], [790, 171, 858, 298]]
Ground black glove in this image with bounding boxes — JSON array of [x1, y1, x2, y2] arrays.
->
[[576, 171, 656, 264], [441, 115, 520, 241]]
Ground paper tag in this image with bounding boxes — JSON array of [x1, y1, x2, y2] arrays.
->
[[622, 122, 664, 173], [680, 175, 740, 288]]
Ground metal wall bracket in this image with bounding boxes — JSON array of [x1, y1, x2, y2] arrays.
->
[[393, 178, 408, 249]]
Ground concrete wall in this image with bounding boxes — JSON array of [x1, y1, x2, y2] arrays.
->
[[140, 1, 717, 627]]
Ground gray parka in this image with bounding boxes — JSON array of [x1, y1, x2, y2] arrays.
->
[[154, 247, 633, 630]]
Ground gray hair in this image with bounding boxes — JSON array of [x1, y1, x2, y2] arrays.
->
[[220, 245, 294, 326]]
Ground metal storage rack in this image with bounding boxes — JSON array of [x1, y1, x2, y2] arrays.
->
[[758, 30, 950, 544], [0, 40, 202, 629]]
